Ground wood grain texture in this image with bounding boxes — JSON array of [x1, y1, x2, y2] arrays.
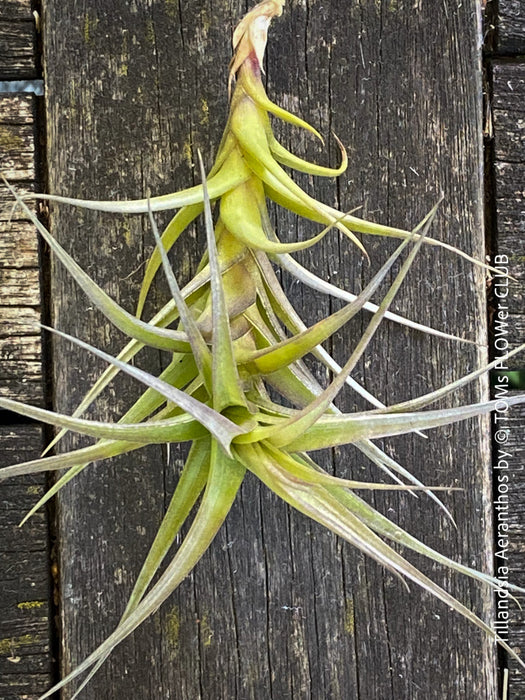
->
[[0, 93, 43, 406], [491, 61, 525, 699], [498, 0, 525, 55], [0, 425, 53, 700], [1, 6, 51, 700], [0, 220, 39, 268], [0, 306, 40, 337], [0, 0, 37, 80], [0, 183, 36, 220], [491, 396, 525, 698], [43, 1, 495, 698], [0, 93, 35, 179], [0, 22, 37, 79], [492, 63, 525, 368], [1, 0, 33, 22]]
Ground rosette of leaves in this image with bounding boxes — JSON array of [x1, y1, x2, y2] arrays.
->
[[2, 0, 525, 696]]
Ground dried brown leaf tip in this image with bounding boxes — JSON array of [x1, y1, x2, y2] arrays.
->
[[229, 0, 285, 90]]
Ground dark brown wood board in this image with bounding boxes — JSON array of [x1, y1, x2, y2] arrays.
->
[[492, 63, 525, 369], [493, 396, 525, 699], [497, 0, 525, 55], [0, 6, 51, 699], [0, 93, 43, 406], [0, 425, 53, 700], [42, 1, 498, 698], [0, 0, 37, 79], [491, 61, 525, 699]]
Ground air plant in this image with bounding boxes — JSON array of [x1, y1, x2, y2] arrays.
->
[[2, 0, 525, 696]]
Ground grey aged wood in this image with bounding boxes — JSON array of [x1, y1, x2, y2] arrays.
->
[[43, 1, 496, 698], [0, 93, 35, 184], [498, 0, 525, 55], [492, 63, 525, 368], [493, 397, 525, 699], [0, 93, 43, 406], [0, 425, 52, 700], [0, 0, 37, 79], [0, 7, 51, 699], [492, 61, 525, 699], [1, 0, 33, 22]]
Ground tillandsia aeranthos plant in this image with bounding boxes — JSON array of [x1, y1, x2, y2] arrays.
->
[[2, 0, 525, 696]]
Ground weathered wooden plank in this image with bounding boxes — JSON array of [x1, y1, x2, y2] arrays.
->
[[0, 92, 42, 408], [492, 63, 525, 368], [0, 425, 53, 700], [0, 0, 33, 22], [0, 3, 37, 79], [43, 1, 494, 698], [0, 268, 40, 305], [0, 372, 44, 404], [0, 306, 40, 337], [0, 334, 40, 362], [0, 183, 36, 220], [498, 0, 525, 55], [0, 95, 38, 217], [0, 6, 48, 698], [492, 61, 525, 698], [0, 93, 34, 122], [0, 120, 35, 180], [492, 396, 525, 695], [0, 220, 39, 268], [492, 68, 525, 161]]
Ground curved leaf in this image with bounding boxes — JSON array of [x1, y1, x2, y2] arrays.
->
[[28, 149, 250, 213]]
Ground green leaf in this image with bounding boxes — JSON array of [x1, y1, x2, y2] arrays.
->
[[242, 305, 339, 412], [43, 349, 196, 456], [147, 202, 213, 389], [0, 396, 205, 443], [134, 131, 239, 316], [125, 439, 211, 613], [235, 442, 525, 671], [328, 485, 523, 594], [137, 203, 203, 318], [239, 226, 414, 373], [68, 438, 212, 699], [273, 251, 476, 345], [262, 442, 455, 493], [43, 325, 247, 454], [0, 439, 136, 481], [269, 132, 348, 178], [194, 241, 257, 337], [56, 264, 218, 441], [241, 65, 324, 143], [318, 199, 508, 277], [20, 464, 88, 525], [38, 439, 246, 699], [28, 148, 250, 213], [251, 250, 387, 409], [220, 177, 337, 253], [231, 104, 368, 256], [263, 174, 499, 278], [371, 343, 525, 414], [284, 395, 525, 452], [197, 151, 249, 415], [6, 180, 190, 352], [241, 206, 438, 446]]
